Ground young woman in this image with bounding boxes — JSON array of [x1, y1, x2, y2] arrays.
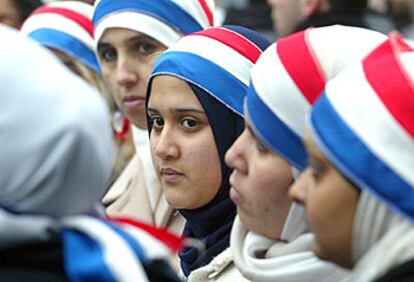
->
[[146, 26, 271, 280], [225, 25, 387, 281], [20, 1, 134, 183], [290, 34, 414, 282], [92, 0, 214, 233], [0, 25, 181, 282]]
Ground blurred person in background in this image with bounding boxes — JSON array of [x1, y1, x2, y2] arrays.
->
[[0, 25, 182, 282], [92, 0, 215, 246], [267, 0, 394, 37], [21, 1, 135, 184], [0, 0, 41, 28]]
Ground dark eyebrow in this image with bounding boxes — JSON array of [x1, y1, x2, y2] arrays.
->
[[97, 42, 111, 52], [147, 107, 205, 115], [127, 34, 158, 44], [175, 108, 205, 114]]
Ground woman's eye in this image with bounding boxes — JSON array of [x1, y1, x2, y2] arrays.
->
[[255, 140, 269, 153], [308, 158, 324, 181], [100, 48, 117, 63], [151, 116, 164, 129], [181, 118, 199, 129], [137, 43, 156, 56]]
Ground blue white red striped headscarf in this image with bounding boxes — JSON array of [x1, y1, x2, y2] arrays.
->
[[20, 1, 100, 73], [246, 25, 387, 170], [149, 25, 271, 116], [147, 26, 271, 276], [309, 33, 414, 222], [93, 0, 215, 47]]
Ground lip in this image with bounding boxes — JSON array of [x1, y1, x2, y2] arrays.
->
[[229, 174, 243, 205], [160, 167, 184, 184], [123, 95, 145, 109]]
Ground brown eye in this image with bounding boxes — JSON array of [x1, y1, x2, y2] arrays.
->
[[308, 158, 325, 181], [181, 118, 199, 129], [99, 47, 117, 63], [150, 116, 164, 129]]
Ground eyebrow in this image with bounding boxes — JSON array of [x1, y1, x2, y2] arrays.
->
[[98, 34, 158, 50], [147, 107, 205, 114]]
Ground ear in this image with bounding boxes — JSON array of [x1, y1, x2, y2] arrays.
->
[[301, 0, 326, 17]]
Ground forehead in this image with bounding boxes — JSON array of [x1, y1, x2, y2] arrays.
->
[[148, 75, 203, 109], [99, 27, 145, 45]]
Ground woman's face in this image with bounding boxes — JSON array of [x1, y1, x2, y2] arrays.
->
[[289, 131, 360, 269], [225, 116, 293, 239], [148, 75, 222, 210], [97, 28, 166, 129]]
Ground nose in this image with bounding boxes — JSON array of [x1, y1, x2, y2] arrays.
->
[[152, 126, 179, 161], [289, 168, 311, 205], [116, 56, 138, 88], [225, 128, 248, 174]]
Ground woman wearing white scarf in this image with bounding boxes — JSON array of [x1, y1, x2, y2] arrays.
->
[[0, 25, 182, 282], [225, 25, 387, 281], [290, 33, 414, 282], [92, 0, 214, 236]]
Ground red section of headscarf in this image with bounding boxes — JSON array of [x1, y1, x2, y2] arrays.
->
[[110, 217, 184, 253], [198, 0, 214, 26], [363, 32, 414, 139], [191, 27, 262, 63], [32, 7, 93, 36], [277, 29, 326, 104]]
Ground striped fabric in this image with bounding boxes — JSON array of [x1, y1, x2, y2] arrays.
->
[[93, 0, 215, 47], [310, 33, 414, 222], [149, 25, 271, 116], [63, 216, 183, 282], [245, 25, 387, 170], [21, 1, 100, 73]]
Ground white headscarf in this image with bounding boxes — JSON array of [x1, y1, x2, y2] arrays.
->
[[0, 25, 113, 221], [231, 202, 349, 282], [346, 192, 414, 281]]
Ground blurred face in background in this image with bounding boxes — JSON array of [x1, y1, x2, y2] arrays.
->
[[97, 28, 166, 129], [225, 116, 293, 239], [0, 0, 21, 28], [148, 75, 222, 210], [267, 0, 305, 36]]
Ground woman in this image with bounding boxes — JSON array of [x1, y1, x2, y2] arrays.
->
[[20, 1, 135, 183], [0, 25, 181, 282], [146, 26, 271, 280], [290, 34, 414, 281], [92, 0, 215, 233], [225, 25, 387, 281]]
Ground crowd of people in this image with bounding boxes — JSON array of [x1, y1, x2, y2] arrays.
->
[[0, 0, 413, 281]]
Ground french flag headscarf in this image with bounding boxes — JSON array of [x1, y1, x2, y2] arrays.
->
[[20, 1, 100, 73], [93, 0, 215, 47], [147, 26, 271, 276], [309, 33, 414, 224], [246, 25, 387, 171]]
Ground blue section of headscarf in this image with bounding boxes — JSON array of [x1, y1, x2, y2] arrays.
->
[[178, 84, 243, 277], [93, 0, 203, 34], [28, 29, 101, 73], [224, 25, 272, 51]]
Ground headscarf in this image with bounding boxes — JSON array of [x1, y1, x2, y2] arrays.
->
[[309, 33, 414, 281], [231, 25, 387, 282], [20, 1, 100, 73], [147, 26, 271, 276], [93, 0, 215, 47], [0, 25, 181, 282]]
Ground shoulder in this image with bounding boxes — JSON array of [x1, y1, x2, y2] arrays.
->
[[187, 248, 248, 282]]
